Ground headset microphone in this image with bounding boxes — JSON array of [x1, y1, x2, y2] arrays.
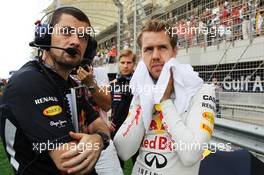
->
[[64, 47, 78, 56], [29, 42, 78, 56]]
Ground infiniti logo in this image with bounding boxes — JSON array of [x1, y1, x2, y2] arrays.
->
[[144, 152, 167, 169]]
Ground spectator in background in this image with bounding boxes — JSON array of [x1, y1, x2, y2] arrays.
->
[[0, 78, 5, 100], [251, 12, 257, 35], [241, 2, 251, 40], [99, 48, 109, 64], [261, 11, 264, 35], [232, 2, 242, 40], [220, 4, 229, 27], [0, 79, 5, 104], [211, 12, 220, 44], [211, 6, 221, 44], [220, 4, 231, 41], [110, 48, 136, 138], [186, 15, 194, 47], [1, 79, 7, 86], [108, 46, 117, 63], [198, 16, 206, 47], [192, 15, 198, 46], [190, 15, 197, 47], [93, 52, 101, 66], [256, 9, 263, 36], [204, 8, 212, 46], [218, 14, 226, 41], [248, 0, 257, 36], [177, 19, 187, 48], [110, 48, 136, 168]]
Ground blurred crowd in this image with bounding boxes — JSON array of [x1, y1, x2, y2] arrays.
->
[[172, 0, 264, 48], [91, 0, 264, 66], [0, 78, 7, 96], [93, 46, 117, 66]]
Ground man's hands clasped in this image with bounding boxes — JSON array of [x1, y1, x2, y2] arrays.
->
[[60, 131, 104, 175]]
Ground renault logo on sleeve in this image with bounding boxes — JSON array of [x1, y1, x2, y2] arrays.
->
[[144, 152, 167, 169]]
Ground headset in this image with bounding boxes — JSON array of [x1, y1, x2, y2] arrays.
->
[[30, 6, 97, 62]]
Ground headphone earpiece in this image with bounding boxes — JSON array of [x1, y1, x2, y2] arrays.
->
[[83, 36, 97, 60], [32, 7, 97, 59], [33, 22, 51, 49]]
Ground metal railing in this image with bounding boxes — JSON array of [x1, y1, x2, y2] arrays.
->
[[212, 118, 264, 159]]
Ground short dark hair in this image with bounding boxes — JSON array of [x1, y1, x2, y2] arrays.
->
[[119, 48, 136, 63], [137, 19, 177, 49], [49, 7, 91, 27]]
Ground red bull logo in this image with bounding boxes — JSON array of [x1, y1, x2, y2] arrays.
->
[[149, 112, 166, 134], [141, 135, 174, 151]]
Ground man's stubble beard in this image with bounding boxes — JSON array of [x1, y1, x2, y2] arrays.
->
[[50, 51, 82, 70]]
